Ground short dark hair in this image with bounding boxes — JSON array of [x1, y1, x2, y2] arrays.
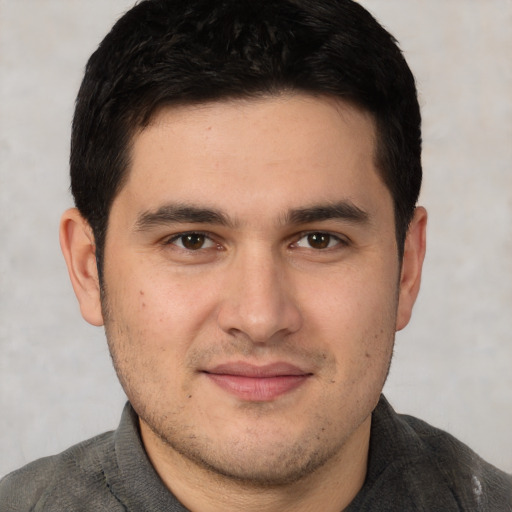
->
[[71, 0, 422, 274]]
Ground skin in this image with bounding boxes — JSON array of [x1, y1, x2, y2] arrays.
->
[[60, 94, 427, 512]]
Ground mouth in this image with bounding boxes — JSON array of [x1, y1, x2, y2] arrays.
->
[[202, 362, 313, 402]]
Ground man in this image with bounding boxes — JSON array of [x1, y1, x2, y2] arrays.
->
[[1, 0, 510, 510]]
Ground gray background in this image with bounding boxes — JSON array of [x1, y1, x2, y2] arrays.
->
[[1, 0, 511, 478]]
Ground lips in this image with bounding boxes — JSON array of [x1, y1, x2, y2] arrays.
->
[[202, 362, 312, 401]]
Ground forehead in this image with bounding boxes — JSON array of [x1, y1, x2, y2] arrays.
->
[[143, 94, 377, 159], [116, 93, 390, 224]]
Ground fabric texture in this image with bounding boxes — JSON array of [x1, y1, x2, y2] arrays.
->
[[1, 396, 510, 511]]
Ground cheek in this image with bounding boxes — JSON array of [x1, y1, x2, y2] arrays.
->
[[102, 273, 195, 383], [113, 265, 216, 339], [302, 266, 397, 369], [104, 284, 190, 402], [105, 270, 226, 400], [305, 265, 397, 329]]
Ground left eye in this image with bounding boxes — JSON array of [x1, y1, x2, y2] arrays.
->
[[294, 232, 343, 250], [169, 233, 217, 251]]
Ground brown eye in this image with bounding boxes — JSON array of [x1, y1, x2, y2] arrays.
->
[[170, 233, 216, 250], [307, 233, 332, 249], [181, 234, 206, 250], [294, 232, 343, 250]]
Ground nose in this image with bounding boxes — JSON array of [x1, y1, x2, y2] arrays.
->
[[217, 246, 303, 344]]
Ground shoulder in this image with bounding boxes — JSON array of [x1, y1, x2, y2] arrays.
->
[[364, 397, 512, 511], [0, 430, 122, 512], [404, 413, 510, 504]]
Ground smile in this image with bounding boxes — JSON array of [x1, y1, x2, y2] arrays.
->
[[203, 362, 313, 402]]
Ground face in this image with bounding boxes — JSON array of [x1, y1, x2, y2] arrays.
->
[[97, 94, 410, 484]]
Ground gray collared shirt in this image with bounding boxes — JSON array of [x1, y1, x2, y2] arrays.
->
[[1, 397, 511, 511]]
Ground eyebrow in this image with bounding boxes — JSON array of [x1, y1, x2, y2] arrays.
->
[[285, 201, 370, 225], [135, 204, 234, 231], [134, 200, 369, 232]]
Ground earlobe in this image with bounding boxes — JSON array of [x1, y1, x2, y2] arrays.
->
[[395, 206, 427, 331], [59, 208, 104, 326]]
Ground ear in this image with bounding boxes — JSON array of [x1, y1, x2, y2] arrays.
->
[[396, 206, 427, 331], [59, 208, 104, 326]]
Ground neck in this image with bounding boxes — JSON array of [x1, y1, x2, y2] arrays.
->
[[140, 416, 370, 512]]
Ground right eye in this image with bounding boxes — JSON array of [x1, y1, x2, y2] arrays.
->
[[166, 232, 217, 251]]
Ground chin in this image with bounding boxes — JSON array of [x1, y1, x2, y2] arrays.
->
[[182, 443, 336, 487]]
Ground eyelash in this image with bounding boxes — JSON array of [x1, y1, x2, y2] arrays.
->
[[163, 231, 349, 252]]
